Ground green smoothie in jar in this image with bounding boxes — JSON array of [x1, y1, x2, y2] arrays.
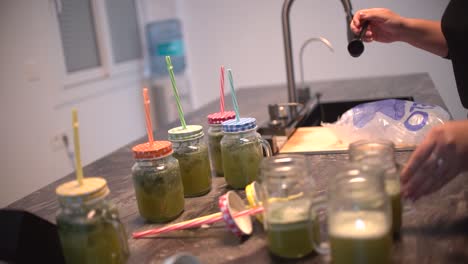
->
[[56, 178, 129, 264], [207, 111, 236, 177], [169, 125, 212, 197], [386, 178, 402, 235], [266, 200, 316, 259], [222, 140, 263, 188], [329, 211, 392, 264], [131, 141, 184, 222], [348, 139, 404, 237], [221, 117, 272, 189]]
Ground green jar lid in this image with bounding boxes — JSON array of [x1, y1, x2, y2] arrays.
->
[[168, 125, 204, 141]]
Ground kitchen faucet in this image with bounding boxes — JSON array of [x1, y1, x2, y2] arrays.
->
[[282, 0, 364, 117]]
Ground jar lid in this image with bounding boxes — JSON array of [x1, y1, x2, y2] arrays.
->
[[207, 111, 236, 124], [245, 181, 264, 223], [56, 177, 110, 204], [168, 125, 204, 141], [218, 191, 253, 237], [222, 117, 256, 133], [132, 141, 173, 159]]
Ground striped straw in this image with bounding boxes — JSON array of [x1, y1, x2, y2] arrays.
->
[[227, 69, 240, 122], [142, 88, 154, 144], [132, 206, 264, 238], [220, 66, 225, 113], [166, 56, 187, 129]]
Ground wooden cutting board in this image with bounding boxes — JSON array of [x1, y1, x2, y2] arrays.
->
[[279, 127, 415, 155], [279, 127, 346, 154]]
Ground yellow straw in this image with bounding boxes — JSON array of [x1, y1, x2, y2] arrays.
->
[[72, 109, 84, 185]]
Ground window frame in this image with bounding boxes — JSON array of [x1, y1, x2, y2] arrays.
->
[[54, 0, 144, 88]]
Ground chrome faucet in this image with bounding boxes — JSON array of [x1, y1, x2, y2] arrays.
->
[[281, 0, 363, 117]]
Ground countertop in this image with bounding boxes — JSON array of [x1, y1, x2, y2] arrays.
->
[[8, 73, 467, 263]]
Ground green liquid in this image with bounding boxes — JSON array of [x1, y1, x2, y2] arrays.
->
[[222, 141, 263, 189], [266, 200, 316, 259], [267, 220, 316, 258], [132, 163, 184, 222], [208, 133, 224, 177], [330, 212, 392, 264], [57, 210, 129, 264], [173, 145, 212, 197], [386, 180, 402, 235]]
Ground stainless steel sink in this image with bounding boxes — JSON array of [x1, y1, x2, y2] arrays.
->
[[298, 96, 414, 126], [258, 95, 414, 153]]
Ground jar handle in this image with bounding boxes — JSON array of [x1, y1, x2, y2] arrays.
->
[[105, 210, 130, 256], [259, 138, 272, 157], [396, 162, 414, 214], [310, 192, 330, 255]]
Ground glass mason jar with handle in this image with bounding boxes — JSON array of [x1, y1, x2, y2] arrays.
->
[[312, 165, 393, 264], [259, 155, 317, 259], [131, 140, 185, 222], [169, 125, 212, 197], [55, 177, 129, 264], [221, 117, 272, 189], [348, 139, 404, 236], [207, 111, 236, 177]]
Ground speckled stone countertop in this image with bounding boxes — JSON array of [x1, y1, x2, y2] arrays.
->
[[8, 73, 467, 263]]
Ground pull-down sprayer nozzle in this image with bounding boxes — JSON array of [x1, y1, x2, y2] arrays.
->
[[282, 0, 367, 117]]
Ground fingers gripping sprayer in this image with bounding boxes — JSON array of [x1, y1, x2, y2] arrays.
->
[[340, 0, 369, 57]]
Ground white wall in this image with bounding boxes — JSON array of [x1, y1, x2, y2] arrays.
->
[[178, 0, 466, 119], [0, 0, 146, 207]]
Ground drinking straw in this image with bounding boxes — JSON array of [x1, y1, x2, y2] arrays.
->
[[133, 212, 222, 238], [72, 109, 84, 185], [142, 88, 154, 144], [132, 206, 264, 238], [227, 69, 240, 122], [220, 66, 225, 113], [165, 56, 187, 129]]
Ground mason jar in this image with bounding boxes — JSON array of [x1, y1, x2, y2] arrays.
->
[[131, 140, 184, 222], [55, 178, 129, 264], [348, 139, 403, 236], [260, 155, 317, 259], [207, 111, 236, 177], [169, 125, 212, 197], [221, 117, 272, 189], [312, 165, 393, 264]]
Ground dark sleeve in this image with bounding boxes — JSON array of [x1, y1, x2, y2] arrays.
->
[[441, 10, 450, 59], [440, 0, 468, 108]]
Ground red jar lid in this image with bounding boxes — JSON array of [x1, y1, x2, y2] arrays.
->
[[207, 111, 236, 124], [132, 141, 173, 159]]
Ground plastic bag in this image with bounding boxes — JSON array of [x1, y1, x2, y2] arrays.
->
[[322, 99, 451, 145]]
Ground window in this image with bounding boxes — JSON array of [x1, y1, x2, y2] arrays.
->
[[105, 0, 142, 64], [55, 0, 143, 87]]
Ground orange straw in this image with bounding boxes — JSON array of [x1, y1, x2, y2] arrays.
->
[[142, 88, 154, 144]]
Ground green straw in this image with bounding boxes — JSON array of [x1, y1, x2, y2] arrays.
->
[[165, 56, 187, 129], [227, 69, 241, 122]]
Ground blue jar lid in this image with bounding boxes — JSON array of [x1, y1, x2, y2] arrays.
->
[[222, 117, 256, 133]]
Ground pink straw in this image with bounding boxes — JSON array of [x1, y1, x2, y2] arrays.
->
[[142, 88, 154, 144], [220, 66, 225, 113], [132, 206, 264, 239]]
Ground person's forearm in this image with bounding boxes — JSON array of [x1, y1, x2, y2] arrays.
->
[[399, 18, 448, 57]]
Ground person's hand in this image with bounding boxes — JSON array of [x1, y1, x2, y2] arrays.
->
[[401, 120, 468, 201], [350, 8, 405, 43]]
